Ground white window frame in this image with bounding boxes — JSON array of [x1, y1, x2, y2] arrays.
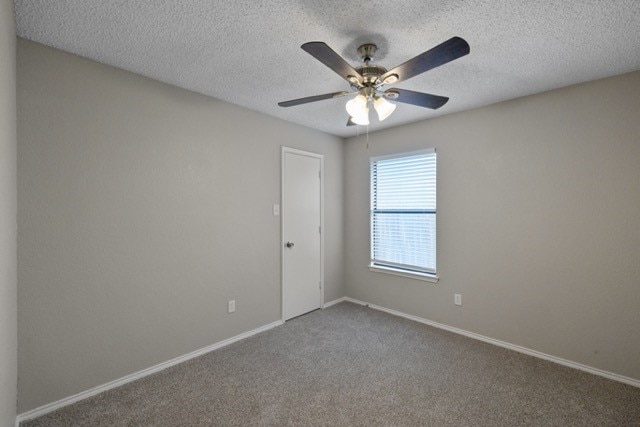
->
[[368, 148, 439, 283]]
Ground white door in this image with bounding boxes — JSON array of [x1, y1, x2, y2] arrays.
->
[[282, 147, 323, 321]]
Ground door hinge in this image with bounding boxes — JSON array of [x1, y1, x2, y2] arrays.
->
[[318, 226, 321, 234], [318, 170, 321, 179], [319, 281, 322, 289]]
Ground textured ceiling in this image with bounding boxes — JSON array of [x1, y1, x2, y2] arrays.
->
[[14, 0, 640, 137]]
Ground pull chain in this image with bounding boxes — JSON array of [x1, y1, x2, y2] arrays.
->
[[366, 124, 369, 148]]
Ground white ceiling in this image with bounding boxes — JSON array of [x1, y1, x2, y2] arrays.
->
[[14, 0, 640, 138]]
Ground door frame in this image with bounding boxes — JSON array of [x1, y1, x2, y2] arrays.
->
[[281, 146, 324, 321]]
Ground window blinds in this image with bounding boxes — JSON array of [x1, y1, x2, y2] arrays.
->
[[370, 150, 436, 274]]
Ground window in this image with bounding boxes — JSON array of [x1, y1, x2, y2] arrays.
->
[[370, 149, 437, 282]]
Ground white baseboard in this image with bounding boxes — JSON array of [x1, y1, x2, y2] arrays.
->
[[343, 297, 640, 389], [322, 296, 346, 308], [16, 319, 284, 426]]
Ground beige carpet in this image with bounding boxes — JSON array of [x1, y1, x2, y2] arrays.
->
[[23, 302, 640, 426]]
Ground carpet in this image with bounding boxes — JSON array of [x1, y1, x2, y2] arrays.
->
[[22, 302, 640, 426]]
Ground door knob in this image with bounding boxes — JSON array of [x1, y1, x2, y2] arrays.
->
[[285, 242, 295, 248]]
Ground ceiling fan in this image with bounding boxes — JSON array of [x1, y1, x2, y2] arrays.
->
[[278, 37, 470, 126]]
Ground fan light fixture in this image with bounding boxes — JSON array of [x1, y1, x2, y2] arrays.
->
[[373, 96, 396, 121], [345, 94, 370, 125], [346, 93, 396, 125], [278, 38, 470, 127]]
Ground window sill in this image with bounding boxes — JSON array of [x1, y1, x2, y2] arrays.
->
[[368, 265, 439, 283]]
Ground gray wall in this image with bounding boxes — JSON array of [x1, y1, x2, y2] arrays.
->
[[0, 0, 17, 424], [16, 33, 640, 414], [345, 71, 640, 381], [17, 39, 344, 412]]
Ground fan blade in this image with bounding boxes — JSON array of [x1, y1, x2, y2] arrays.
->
[[347, 117, 356, 126], [381, 37, 469, 84], [302, 42, 363, 84], [387, 88, 449, 109], [278, 91, 351, 107]]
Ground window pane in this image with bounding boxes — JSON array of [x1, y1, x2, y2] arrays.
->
[[372, 154, 436, 211], [372, 212, 436, 272], [370, 150, 436, 275]]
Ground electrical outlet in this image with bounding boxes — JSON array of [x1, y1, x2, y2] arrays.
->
[[454, 294, 462, 306], [228, 300, 235, 313], [272, 204, 280, 216]]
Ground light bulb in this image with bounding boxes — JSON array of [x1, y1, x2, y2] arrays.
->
[[345, 94, 367, 117], [350, 108, 369, 125], [346, 94, 370, 125], [373, 96, 396, 121]]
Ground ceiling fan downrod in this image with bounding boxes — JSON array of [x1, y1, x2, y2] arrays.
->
[[350, 44, 396, 89]]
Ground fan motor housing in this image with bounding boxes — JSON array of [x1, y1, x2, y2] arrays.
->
[[355, 64, 387, 85]]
